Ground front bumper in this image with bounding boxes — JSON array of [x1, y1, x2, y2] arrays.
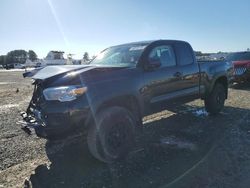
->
[[18, 95, 91, 139]]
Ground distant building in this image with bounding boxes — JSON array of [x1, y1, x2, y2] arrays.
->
[[44, 51, 67, 65], [25, 51, 77, 67], [45, 51, 64, 60]]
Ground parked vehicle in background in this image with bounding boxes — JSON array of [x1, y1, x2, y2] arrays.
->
[[227, 51, 250, 83], [35, 63, 42, 68], [4, 64, 14, 69], [0, 65, 3, 69], [14, 63, 25, 69], [20, 40, 233, 163]]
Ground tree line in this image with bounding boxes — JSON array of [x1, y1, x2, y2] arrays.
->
[[0, 50, 93, 67], [0, 50, 37, 66]]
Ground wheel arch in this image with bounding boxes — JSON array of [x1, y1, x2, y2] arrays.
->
[[85, 95, 143, 130], [96, 95, 142, 119]]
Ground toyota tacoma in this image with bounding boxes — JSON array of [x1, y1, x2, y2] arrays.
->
[[19, 40, 233, 162]]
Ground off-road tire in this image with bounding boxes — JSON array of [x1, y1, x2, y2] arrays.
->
[[205, 83, 226, 115], [87, 106, 136, 163]]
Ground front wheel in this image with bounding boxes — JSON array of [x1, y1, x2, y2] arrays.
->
[[205, 83, 226, 115], [87, 106, 136, 163]]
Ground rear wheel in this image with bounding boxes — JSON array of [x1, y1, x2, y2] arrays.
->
[[87, 106, 136, 163], [205, 83, 226, 115]]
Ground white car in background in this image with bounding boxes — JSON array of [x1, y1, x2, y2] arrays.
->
[[14, 63, 25, 69]]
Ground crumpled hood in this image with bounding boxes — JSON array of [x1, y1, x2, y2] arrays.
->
[[24, 64, 130, 81], [31, 65, 93, 80], [23, 65, 95, 80]]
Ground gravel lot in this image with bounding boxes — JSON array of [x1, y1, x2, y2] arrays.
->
[[0, 71, 250, 188]]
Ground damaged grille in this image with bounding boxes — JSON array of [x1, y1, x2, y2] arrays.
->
[[27, 83, 44, 113]]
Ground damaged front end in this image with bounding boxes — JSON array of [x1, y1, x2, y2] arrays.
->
[[17, 80, 48, 138], [17, 67, 91, 140]]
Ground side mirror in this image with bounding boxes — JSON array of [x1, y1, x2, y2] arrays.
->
[[147, 58, 161, 69]]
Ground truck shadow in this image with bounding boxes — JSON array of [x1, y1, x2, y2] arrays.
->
[[26, 105, 250, 188]]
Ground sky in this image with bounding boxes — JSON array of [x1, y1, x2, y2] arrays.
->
[[0, 0, 250, 59]]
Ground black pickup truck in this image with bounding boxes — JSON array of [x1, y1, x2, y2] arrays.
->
[[20, 40, 233, 162]]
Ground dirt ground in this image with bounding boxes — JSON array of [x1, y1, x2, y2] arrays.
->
[[0, 71, 250, 188]]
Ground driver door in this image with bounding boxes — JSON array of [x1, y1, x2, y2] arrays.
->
[[142, 44, 181, 111]]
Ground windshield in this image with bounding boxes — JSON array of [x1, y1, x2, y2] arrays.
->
[[90, 44, 148, 66], [227, 52, 250, 61]]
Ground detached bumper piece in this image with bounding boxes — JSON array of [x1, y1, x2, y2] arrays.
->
[[17, 111, 47, 138]]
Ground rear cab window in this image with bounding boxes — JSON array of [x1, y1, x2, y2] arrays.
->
[[174, 42, 195, 66]]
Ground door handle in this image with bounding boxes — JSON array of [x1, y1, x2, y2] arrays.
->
[[174, 72, 182, 78]]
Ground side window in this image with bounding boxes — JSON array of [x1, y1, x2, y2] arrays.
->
[[174, 42, 195, 65], [149, 45, 176, 67]]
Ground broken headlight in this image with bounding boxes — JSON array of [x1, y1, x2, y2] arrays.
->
[[43, 86, 87, 102]]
